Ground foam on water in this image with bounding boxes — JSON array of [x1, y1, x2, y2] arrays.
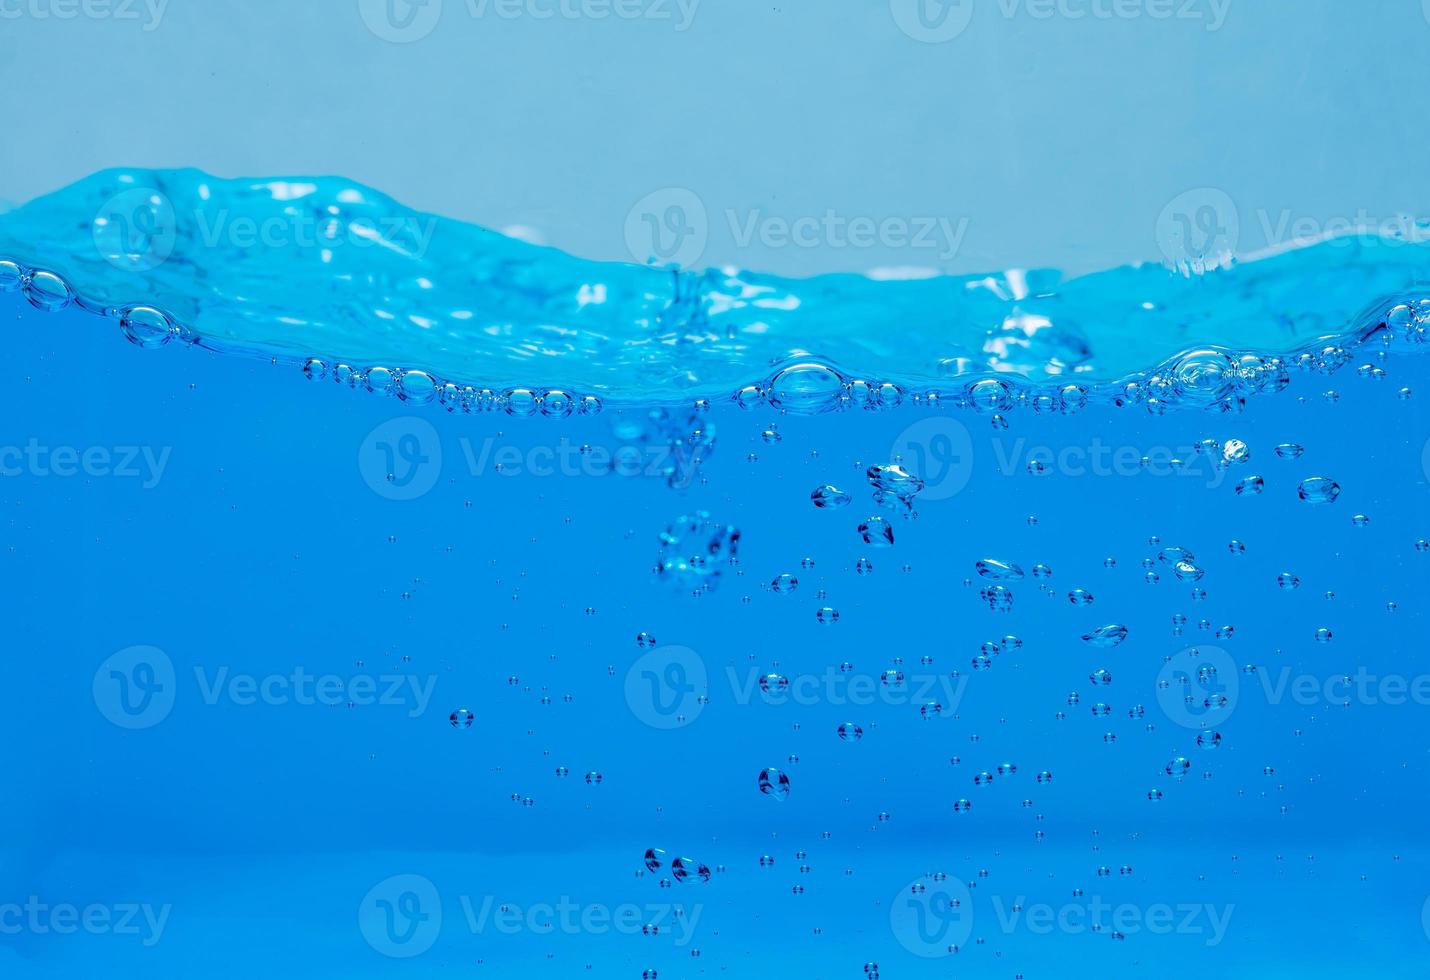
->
[[1, 168, 1429, 413]]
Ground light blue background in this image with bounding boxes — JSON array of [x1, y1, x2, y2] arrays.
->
[[2, 0, 1429, 275]]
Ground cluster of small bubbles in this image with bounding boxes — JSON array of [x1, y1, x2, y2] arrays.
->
[[980, 584, 1014, 612], [655, 511, 740, 593]]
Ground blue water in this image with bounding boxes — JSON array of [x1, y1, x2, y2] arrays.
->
[[3, 169, 1430, 979]]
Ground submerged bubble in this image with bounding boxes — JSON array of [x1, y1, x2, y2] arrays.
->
[[22, 270, 73, 311], [119, 306, 174, 348], [767, 362, 844, 415], [837, 722, 864, 742], [1082, 624, 1129, 648], [811, 485, 852, 509], [975, 559, 1025, 581], [858, 517, 895, 547], [758, 768, 792, 801], [1297, 477, 1341, 504]]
